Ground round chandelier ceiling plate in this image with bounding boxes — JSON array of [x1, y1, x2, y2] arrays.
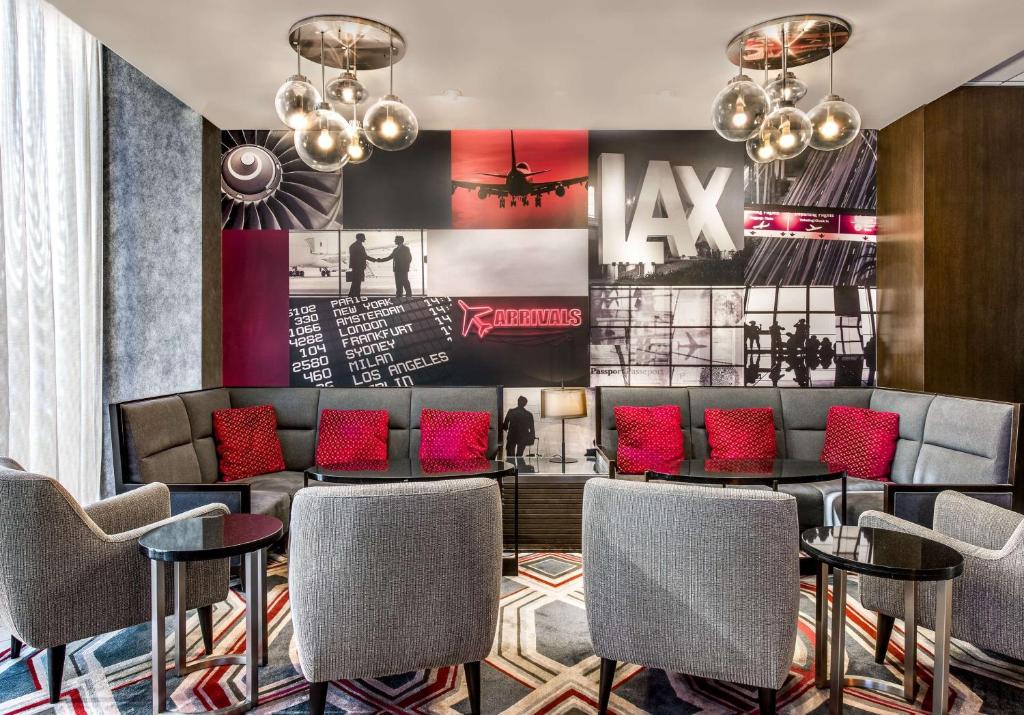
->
[[726, 14, 851, 70], [288, 15, 406, 71]]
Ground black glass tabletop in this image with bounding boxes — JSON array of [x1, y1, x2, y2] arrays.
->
[[645, 458, 843, 484], [139, 513, 283, 562], [305, 457, 515, 483], [800, 526, 964, 581]]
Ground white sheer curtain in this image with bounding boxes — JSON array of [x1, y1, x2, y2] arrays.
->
[[0, 0, 103, 504]]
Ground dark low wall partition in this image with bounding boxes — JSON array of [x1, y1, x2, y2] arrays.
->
[[596, 387, 1021, 528]]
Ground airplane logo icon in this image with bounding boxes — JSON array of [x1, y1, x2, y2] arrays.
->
[[457, 300, 494, 339], [451, 130, 588, 208]]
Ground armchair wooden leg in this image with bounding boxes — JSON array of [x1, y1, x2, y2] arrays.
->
[[875, 613, 895, 664], [757, 686, 777, 714], [465, 661, 481, 715], [198, 605, 214, 655], [308, 681, 328, 715], [10, 636, 21, 658], [47, 644, 66, 704], [598, 657, 616, 714]]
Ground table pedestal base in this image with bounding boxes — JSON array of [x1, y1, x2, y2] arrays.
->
[[814, 566, 952, 715], [150, 549, 267, 715]]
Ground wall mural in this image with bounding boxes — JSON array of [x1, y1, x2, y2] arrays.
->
[[220, 128, 877, 391]]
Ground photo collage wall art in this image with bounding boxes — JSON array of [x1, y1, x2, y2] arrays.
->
[[220, 127, 877, 392]]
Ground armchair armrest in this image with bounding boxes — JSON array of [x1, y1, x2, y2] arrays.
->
[[85, 482, 170, 534], [167, 482, 251, 515], [859, 509, 1002, 562], [882, 482, 1014, 528], [594, 445, 616, 478], [932, 490, 1024, 550], [105, 502, 231, 543]]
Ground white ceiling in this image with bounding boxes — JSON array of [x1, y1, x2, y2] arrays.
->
[[49, 0, 1024, 130]]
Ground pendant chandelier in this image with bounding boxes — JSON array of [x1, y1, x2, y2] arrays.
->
[[274, 16, 417, 172], [711, 15, 861, 161]]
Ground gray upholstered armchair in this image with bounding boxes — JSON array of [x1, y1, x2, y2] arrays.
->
[[0, 460, 230, 704], [860, 491, 1024, 662], [583, 479, 800, 715], [289, 478, 502, 715]]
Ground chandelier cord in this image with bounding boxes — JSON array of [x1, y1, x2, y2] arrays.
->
[[319, 31, 326, 96], [828, 22, 834, 95]]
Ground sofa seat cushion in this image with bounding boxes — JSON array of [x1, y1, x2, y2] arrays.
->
[[814, 477, 885, 525], [232, 470, 306, 531], [833, 490, 884, 526], [821, 406, 899, 480]]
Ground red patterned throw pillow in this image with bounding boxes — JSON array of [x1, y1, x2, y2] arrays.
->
[[821, 406, 900, 480], [315, 409, 389, 466], [419, 409, 491, 461], [704, 407, 777, 459], [212, 404, 286, 481], [614, 405, 684, 474]]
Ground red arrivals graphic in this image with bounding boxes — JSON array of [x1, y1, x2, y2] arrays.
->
[[450, 130, 588, 229]]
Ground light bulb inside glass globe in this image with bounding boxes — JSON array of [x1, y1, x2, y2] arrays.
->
[[274, 74, 321, 130], [764, 71, 808, 105], [807, 94, 862, 151], [364, 94, 419, 151], [294, 102, 351, 172], [344, 120, 373, 165], [325, 71, 367, 107], [746, 129, 777, 164], [759, 101, 812, 160], [711, 74, 771, 142]]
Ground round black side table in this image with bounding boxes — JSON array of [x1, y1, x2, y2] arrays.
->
[[139, 513, 283, 714], [800, 526, 964, 715]]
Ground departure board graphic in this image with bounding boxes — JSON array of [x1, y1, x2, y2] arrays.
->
[[289, 297, 456, 387]]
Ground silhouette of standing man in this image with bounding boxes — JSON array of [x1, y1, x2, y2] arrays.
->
[[371, 235, 413, 297], [347, 233, 369, 297], [502, 396, 535, 458]]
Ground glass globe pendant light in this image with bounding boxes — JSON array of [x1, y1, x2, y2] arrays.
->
[[808, 23, 861, 150], [764, 70, 808, 105], [274, 47, 320, 130], [294, 32, 351, 171], [753, 26, 811, 161], [364, 30, 419, 151], [711, 73, 770, 141], [325, 42, 368, 108], [344, 104, 374, 165]]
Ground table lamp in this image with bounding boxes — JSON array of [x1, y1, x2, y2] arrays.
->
[[540, 387, 587, 464]]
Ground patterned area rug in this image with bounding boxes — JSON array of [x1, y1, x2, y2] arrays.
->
[[1, 552, 1022, 713]]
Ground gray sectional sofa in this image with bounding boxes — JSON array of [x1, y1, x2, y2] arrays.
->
[[110, 386, 503, 532], [596, 387, 1020, 528]]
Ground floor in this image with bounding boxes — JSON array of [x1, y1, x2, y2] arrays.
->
[[0, 553, 1022, 713]]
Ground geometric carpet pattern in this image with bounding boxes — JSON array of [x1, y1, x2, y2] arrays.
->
[[1, 552, 1023, 713]]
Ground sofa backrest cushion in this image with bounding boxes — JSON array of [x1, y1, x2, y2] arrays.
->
[[180, 388, 231, 483], [914, 395, 1015, 485], [229, 388, 319, 471], [119, 396, 202, 484], [597, 387, 691, 455], [317, 388, 411, 459], [409, 387, 500, 459], [780, 389, 872, 461], [869, 389, 933, 483], [688, 388, 785, 459]]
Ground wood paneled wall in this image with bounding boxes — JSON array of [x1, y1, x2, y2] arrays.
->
[[878, 87, 1024, 510]]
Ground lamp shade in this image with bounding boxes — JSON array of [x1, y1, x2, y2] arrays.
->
[[540, 388, 587, 419]]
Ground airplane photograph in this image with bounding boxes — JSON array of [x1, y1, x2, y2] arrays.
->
[[288, 232, 341, 296], [450, 129, 589, 229]]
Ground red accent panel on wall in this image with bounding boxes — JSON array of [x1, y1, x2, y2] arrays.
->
[[222, 230, 289, 386]]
